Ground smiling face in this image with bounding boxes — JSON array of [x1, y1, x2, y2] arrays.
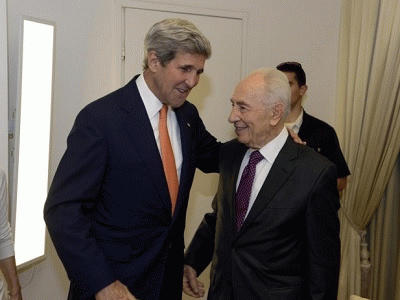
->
[[228, 73, 283, 149], [145, 51, 206, 108]]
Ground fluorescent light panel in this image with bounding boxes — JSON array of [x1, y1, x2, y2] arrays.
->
[[15, 19, 54, 267]]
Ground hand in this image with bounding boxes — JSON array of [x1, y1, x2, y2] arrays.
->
[[9, 288, 23, 300], [288, 128, 306, 145], [95, 280, 138, 300], [0, 256, 22, 300], [183, 265, 204, 298]]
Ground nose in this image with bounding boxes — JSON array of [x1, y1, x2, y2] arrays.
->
[[228, 106, 239, 123], [186, 72, 199, 88]]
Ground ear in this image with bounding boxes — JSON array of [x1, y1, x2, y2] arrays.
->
[[147, 50, 160, 72], [299, 84, 308, 96], [269, 103, 285, 126]]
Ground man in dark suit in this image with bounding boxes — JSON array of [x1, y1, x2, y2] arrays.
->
[[44, 19, 221, 300], [277, 61, 350, 191], [183, 68, 341, 300]]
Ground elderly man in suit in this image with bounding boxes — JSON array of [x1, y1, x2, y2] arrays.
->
[[44, 19, 221, 300], [183, 68, 341, 300]]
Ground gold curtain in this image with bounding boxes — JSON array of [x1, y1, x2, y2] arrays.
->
[[369, 157, 400, 300], [335, 0, 400, 298]]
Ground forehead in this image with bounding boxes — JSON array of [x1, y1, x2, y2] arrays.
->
[[231, 76, 266, 106], [171, 52, 206, 68], [284, 72, 298, 84]]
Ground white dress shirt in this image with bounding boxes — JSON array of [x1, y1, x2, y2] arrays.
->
[[236, 128, 289, 219], [285, 108, 304, 134], [136, 75, 183, 181]]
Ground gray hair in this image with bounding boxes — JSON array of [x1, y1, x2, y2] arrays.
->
[[142, 19, 212, 70], [250, 68, 291, 119]]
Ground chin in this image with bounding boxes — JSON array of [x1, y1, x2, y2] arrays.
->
[[170, 100, 186, 108], [236, 136, 249, 146]]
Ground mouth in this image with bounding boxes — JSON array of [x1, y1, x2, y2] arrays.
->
[[176, 87, 190, 95], [234, 124, 248, 134]]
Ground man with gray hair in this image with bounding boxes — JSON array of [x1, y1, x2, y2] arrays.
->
[[44, 19, 221, 300], [183, 68, 341, 300]]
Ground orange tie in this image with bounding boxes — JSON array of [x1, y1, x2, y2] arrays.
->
[[159, 104, 179, 214]]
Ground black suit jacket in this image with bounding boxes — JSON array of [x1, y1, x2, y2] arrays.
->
[[44, 76, 221, 300], [185, 137, 341, 300], [298, 111, 350, 178]]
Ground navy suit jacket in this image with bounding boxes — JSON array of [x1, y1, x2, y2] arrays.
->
[[185, 138, 341, 300], [44, 76, 221, 299]]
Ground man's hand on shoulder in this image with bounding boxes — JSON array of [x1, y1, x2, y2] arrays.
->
[[95, 280, 138, 300], [287, 128, 306, 145], [183, 264, 205, 298]]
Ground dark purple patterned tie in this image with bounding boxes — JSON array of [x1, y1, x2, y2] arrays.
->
[[235, 150, 264, 231]]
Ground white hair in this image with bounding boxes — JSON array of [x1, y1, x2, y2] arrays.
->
[[250, 68, 291, 119]]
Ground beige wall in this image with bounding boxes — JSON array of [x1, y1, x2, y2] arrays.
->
[[6, 0, 341, 298]]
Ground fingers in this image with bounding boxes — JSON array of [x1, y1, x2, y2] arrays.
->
[[287, 128, 306, 145], [95, 280, 138, 300], [183, 265, 205, 298]]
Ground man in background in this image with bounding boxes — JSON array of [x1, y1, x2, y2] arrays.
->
[[0, 168, 22, 300], [183, 68, 341, 299], [44, 19, 221, 300], [277, 61, 350, 191]]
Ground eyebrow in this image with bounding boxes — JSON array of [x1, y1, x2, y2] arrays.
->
[[231, 99, 250, 107], [181, 64, 204, 73]]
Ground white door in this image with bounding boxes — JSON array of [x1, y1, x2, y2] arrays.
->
[[122, 6, 245, 298]]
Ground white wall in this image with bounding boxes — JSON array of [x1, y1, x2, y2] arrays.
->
[[7, 0, 341, 298]]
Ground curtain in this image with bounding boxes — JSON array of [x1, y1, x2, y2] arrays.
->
[[335, 0, 400, 298], [369, 156, 400, 300]]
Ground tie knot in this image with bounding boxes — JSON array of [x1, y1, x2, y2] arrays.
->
[[160, 104, 168, 120], [249, 150, 263, 166]]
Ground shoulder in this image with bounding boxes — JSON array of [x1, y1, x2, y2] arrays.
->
[[303, 112, 335, 132], [285, 138, 336, 174], [300, 112, 340, 149], [84, 82, 132, 113], [303, 112, 333, 130], [76, 78, 141, 123]]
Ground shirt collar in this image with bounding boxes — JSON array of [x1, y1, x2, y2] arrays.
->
[[257, 127, 289, 164], [285, 108, 304, 134], [136, 74, 163, 119]]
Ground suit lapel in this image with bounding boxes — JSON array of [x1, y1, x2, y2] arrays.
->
[[119, 76, 170, 204], [225, 142, 248, 235], [238, 137, 298, 234], [297, 110, 311, 137], [172, 107, 191, 217]]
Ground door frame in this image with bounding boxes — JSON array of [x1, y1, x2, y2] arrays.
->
[[1, 0, 7, 171]]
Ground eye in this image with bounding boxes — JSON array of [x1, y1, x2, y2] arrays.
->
[[181, 66, 191, 72], [231, 102, 249, 113], [239, 106, 248, 112]]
